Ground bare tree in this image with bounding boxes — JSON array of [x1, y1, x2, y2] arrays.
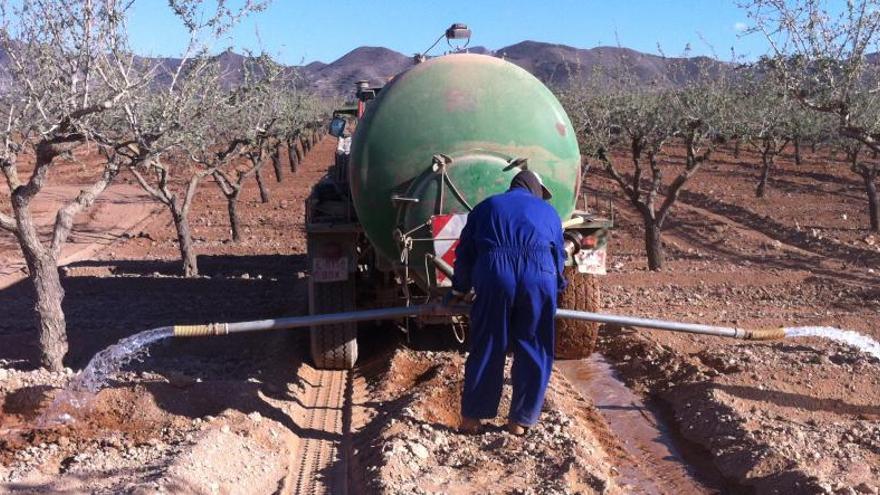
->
[[209, 53, 287, 241], [746, 0, 880, 230], [0, 0, 159, 370], [565, 59, 733, 270], [118, 3, 265, 276], [0, 0, 269, 368], [571, 87, 674, 269], [837, 138, 880, 231], [275, 81, 315, 174], [736, 75, 794, 197], [785, 103, 831, 165]]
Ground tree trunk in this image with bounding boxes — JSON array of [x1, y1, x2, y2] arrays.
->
[[12, 199, 67, 371], [810, 140, 817, 153], [793, 137, 802, 165], [29, 254, 67, 371], [255, 167, 270, 203], [756, 151, 772, 198], [227, 196, 241, 242], [171, 206, 198, 277], [643, 217, 664, 271], [272, 143, 283, 182], [860, 170, 880, 232], [295, 138, 304, 163], [733, 140, 741, 158], [287, 137, 300, 173], [301, 134, 310, 154]]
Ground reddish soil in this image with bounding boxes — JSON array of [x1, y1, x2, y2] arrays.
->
[[349, 348, 617, 494], [0, 139, 327, 369], [0, 138, 331, 492], [1, 136, 879, 493], [589, 144, 880, 493], [0, 146, 160, 289]]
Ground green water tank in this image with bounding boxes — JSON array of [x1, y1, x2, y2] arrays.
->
[[348, 53, 581, 286]]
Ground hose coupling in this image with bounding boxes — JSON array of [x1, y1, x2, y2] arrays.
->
[[742, 327, 786, 341], [173, 323, 229, 338]]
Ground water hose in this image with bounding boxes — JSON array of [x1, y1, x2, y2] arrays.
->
[[173, 305, 448, 337], [172, 304, 785, 341], [554, 308, 784, 340]]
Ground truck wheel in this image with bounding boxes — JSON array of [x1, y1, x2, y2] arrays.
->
[[309, 279, 358, 369], [555, 266, 600, 359]]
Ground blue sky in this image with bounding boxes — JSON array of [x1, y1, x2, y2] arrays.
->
[[128, 1, 768, 65]]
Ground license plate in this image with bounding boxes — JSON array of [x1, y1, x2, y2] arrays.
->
[[312, 257, 348, 282], [574, 247, 607, 275]]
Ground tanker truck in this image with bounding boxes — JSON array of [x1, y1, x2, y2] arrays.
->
[[306, 39, 612, 369]]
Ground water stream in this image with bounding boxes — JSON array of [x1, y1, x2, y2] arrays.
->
[[557, 355, 724, 494], [784, 326, 880, 360], [38, 326, 174, 426]]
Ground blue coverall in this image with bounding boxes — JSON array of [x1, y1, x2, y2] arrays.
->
[[452, 187, 567, 426]]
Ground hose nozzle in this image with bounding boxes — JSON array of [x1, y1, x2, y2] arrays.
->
[[173, 323, 228, 338]]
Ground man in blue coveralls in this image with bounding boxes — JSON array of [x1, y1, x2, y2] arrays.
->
[[447, 170, 567, 435]]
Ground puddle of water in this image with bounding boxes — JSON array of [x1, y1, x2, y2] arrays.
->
[[556, 355, 722, 495]]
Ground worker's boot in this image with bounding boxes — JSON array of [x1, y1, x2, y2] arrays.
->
[[506, 420, 528, 436], [459, 416, 482, 434]]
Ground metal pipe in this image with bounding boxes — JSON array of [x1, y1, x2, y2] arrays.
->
[[173, 304, 784, 341], [174, 305, 443, 337], [554, 309, 785, 340]]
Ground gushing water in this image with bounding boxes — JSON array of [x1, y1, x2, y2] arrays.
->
[[39, 326, 173, 426], [785, 326, 880, 360], [68, 327, 173, 393]]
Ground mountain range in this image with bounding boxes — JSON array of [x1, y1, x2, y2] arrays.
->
[[295, 41, 728, 96]]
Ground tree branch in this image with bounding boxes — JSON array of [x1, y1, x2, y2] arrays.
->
[[50, 161, 120, 257], [601, 154, 640, 205], [181, 172, 207, 218], [1, 157, 22, 191], [129, 165, 170, 205], [0, 211, 17, 233], [212, 169, 236, 197], [19, 136, 84, 202], [656, 152, 706, 227], [840, 125, 880, 155]]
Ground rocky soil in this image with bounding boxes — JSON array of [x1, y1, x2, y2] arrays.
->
[[0, 363, 295, 494], [1, 138, 879, 494], [589, 144, 880, 494], [350, 349, 618, 494]]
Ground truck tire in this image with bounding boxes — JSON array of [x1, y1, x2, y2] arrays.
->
[[555, 267, 600, 359], [309, 279, 358, 369]]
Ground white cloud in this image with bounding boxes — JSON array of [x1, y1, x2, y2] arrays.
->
[[733, 22, 748, 32]]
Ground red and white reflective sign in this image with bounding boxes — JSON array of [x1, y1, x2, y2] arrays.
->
[[431, 214, 468, 287]]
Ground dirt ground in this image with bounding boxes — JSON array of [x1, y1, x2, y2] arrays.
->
[[590, 145, 880, 494], [1, 136, 879, 494]]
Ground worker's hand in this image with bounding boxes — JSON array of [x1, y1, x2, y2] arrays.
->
[[442, 289, 473, 307]]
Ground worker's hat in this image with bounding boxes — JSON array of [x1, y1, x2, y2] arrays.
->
[[532, 171, 553, 200], [511, 170, 553, 200]]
